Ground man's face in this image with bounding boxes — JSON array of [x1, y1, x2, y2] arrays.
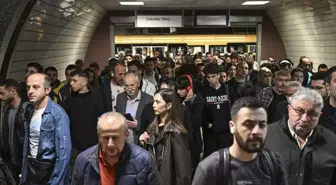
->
[[231, 58, 238, 65], [113, 64, 126, 86], [145, 61, 154, 73], [288, 100, 321, 138], [154, 52, 160, 58], [268, 58, 275, 64], [311, 80, 328, 98], [125, 56, 132, 62], [70, 75, 87, 92], [292, 71, 304, 84], [228, 65, 236, 78], [25, 67, 38, 83], [262, 72, 272, 85], [274, 76, 290, 94], [319, 67, 328, 72], [327, 72, 336, 100], [65, 69, 76, 84], [219, 72, 227, 83], [124, 75, 139, 98], [26, 74, 50, 104], [230, 107, 267, 153], [206, 73, 220, 87], [45, 70, 57, 84], [299, 58, 312, 71], [225, 57, 231, 63], [195, 58, 203, 65], [177, 89, 188, 98], [237, 63, 249, 78], [285, 87, 298, 97], [206, 54, 213, 62], [0, 86, 14, 103], [198, 66, 205, 79], [161, 68, 173, 79], [98, 118, 127, 160]]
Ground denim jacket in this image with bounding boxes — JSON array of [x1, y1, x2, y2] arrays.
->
[[20, 98, 72, 185]]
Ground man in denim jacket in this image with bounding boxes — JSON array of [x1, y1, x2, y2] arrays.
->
[[20, 73, 71, 185]]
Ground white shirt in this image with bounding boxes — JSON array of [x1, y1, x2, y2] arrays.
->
[[142, 79, 156, 96], [287, 120, 314, 149], [143, 72, 158, 87], [110, 81, 124, 111], [29, 108, 46, 158]]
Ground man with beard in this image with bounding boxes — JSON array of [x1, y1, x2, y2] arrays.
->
[[265, 88, 336, 185], [45, 66, 65, 104], [71, 112, 160, 185], [192, 97, 288, 185]]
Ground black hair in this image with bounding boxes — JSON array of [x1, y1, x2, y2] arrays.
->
[[176, 75, 192, 90], [65, 64, 76, 72], [203, 63, 220, 75], [158, 77, 176, 89], [0, 79, 20, 94], [311, 71, 327, 82], [128, 60, 142, 69], [206, 52, 212, 55], [110, 61, 126, 73], [318, 64, 328, 70], [75, 59, 84, 65], [27, 62, 44, 73], [230, 52, 238, 59], [44, 66, 58, 75], [230, 97, 266, 120], [89, 62, 100, 70], [108, 58, 119, 71], [144, 57, 156, 64], [326, 66, 336, 83], [290, 68, 304, 77], [70, 69, 89, 80]]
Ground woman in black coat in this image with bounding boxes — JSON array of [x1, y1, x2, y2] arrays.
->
[[140, 88, 192, 185]]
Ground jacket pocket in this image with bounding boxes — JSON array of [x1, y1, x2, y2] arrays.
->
[[40, 124, 55, 143]]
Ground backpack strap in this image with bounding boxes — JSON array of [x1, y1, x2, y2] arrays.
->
[[262, 148, 277, 185], [217, 148, 231, 185]]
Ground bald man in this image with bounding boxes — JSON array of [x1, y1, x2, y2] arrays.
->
[[72, 112, 160, 185], [20, 73, 71, 185], [115, 72, 153, 144]]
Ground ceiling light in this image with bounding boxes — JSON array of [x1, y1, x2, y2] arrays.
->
[[242, 1, 269, 5], [120, 1, 144, 5]]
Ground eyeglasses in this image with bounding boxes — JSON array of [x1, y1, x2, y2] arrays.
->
[[289, 104, 320, 121]]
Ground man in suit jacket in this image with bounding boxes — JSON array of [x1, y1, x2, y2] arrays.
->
[[116, 72, 153, 145]]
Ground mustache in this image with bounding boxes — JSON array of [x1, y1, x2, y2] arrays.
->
[[246, 137, 263, 143]]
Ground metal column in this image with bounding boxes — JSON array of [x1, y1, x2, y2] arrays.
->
[[256, 23, 262, 64], [110, 24, 115, 58]]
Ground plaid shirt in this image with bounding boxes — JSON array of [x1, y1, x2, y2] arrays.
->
[[257, 86, 274, 108]]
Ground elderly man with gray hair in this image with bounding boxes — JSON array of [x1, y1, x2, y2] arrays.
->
[[72, 112, 160, 185], [265, 88, 336, 185]]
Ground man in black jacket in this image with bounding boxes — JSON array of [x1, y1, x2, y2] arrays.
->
[[193, 97, 287, 185], [265, 88, 336, 185], [0, 79, 33, 184]]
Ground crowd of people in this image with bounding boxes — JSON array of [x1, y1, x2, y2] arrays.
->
[[0, 50, 336, 185]]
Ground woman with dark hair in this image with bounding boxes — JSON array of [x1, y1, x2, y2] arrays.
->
[[140, 88, 192, 185], [85, 68, 99, 88]]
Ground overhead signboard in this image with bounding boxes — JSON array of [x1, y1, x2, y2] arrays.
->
[[196, 15, 227, 26], [135, 15, 183, 28]]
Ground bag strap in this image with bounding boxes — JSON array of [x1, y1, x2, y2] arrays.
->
[[217, 148, 231, 185], [262, 149, 277, 185]]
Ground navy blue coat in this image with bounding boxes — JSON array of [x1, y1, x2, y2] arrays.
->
[[71, 143, 161, 185]]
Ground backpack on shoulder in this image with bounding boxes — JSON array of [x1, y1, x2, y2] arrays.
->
[[217, 148, 277, 185]]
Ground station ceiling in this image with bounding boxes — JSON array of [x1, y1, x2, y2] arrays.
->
[[99, 0, 297, 10]]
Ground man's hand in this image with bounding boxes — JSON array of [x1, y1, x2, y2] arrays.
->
[[127, 118, 138, 128]]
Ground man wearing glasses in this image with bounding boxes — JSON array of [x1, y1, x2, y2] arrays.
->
[[265, 88, 336, 185]]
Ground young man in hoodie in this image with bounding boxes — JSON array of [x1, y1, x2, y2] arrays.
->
[[45, 66, 64, 104]]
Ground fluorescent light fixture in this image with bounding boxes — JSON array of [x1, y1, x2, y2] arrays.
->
[[120, 1, 144, 5], [242, 1, 269, 5]]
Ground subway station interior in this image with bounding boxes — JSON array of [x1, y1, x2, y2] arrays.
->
[[0, 0, 335, 81]]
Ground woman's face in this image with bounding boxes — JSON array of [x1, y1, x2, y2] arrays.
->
[[88, 71, 94, 83], [262, 72, 272, 85], [153, 94, 170, 116], [228, 65, 237, 77], [195, 58, 203, 65]]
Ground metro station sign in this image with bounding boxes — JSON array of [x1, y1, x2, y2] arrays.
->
[[135, 15, 183, 28]]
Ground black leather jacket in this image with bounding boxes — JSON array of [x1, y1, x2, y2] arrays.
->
[[0, 101, 33, 168]]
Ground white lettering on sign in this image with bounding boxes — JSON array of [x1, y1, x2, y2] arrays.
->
[[136, 15, 182, 28]]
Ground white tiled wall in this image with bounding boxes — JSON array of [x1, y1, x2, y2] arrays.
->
[[267, 0, 336, 70], [7, 0, 106, 81]]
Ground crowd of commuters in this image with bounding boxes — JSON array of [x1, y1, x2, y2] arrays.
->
[[0, 50, 336, 185]]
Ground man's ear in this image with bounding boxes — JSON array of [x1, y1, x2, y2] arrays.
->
[[229, 121, 236, 134], [326, 82, 330, 91]]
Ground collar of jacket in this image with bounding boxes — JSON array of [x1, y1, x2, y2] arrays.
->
[[89, 142, 131, 183], [43, 98, 54, 114], [278, 117, 326, 146]]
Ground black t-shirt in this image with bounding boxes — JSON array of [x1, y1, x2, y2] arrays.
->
[[200, 84, 231, 133], [330, 104, 336, 122], [267, 89, 287, 123], [230, 155, 271, 185]]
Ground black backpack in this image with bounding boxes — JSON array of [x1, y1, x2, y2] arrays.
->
[[217, 148, 278, 185]]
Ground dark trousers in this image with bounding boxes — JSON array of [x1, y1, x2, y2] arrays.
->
[[203, 131, 233, 158]]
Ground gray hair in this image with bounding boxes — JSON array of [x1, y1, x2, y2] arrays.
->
[[285, 81, 302, 89], [288, 88, 324, 110], [124, 71, 140, 83], [97, 112, 128, 133], [43, 74, 51, 88]]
